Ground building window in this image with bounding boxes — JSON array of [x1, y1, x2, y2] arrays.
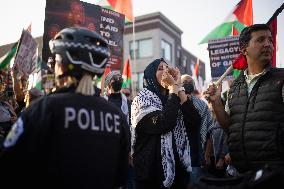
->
[[183, 57, 187, 67], [133, 72, 144, 91], [137, 72, 144, 90], [130, 38, 153, 59], [161, 39, 172, 62], [177, 50, 180, 58]]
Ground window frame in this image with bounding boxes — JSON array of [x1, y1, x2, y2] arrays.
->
[[129, 38, 153, 59], [161, 39, 172, 62]]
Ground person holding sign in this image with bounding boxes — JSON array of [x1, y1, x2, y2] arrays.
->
[[205, 24, 284, 173]]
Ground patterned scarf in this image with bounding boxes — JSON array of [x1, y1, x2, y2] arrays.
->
[[131, 88, 191, 188], [191, 96, 215, 149], [143, 59, 168, 105], [120, 93, 129, 125]]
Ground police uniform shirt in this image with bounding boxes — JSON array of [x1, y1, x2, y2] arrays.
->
[[0, 86, 129, 188]]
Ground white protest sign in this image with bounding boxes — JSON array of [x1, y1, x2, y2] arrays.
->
[[14, 30, 38, 78]]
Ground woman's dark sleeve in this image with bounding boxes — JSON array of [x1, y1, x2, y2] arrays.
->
[[136, 93, 181, 134], [180, 98, 201, 134]]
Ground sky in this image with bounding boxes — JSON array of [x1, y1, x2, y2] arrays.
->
[[0, 0, 283, 81]]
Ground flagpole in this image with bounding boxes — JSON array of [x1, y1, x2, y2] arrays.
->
[[215, 3, 284, 85], [216, 65, 233, 85], [194, 58, 201, 92], [267, 3, 284, 25], [131, 16, 137, 96]]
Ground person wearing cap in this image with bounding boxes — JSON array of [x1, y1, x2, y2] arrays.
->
[[104, 70, 134, 189], [205, 24, 284, 173], [181, 74, 215, 185], [0, 27, 129, 188], [104, 71, 131, 124]]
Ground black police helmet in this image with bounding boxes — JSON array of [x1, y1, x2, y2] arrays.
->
[[49, 27, 110, 77]]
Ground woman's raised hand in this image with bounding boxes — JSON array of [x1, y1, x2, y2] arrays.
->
[[161, 68, 176, 88]]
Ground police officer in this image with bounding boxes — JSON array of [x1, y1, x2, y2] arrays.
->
[[0, 27, 129, 189]]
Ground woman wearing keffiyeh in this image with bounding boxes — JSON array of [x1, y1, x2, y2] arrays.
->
[[131, 58, 194, 188]]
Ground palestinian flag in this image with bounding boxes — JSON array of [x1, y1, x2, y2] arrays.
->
[[122, 58, 131, 88], [98, 0, 133, 22], [194, 59, 199, 78], [99, 65, 111, 95], [199, 0, 253, 44], [0, 23, 32, 71], [0, 43, 18, 71], [269, 17, 277, 67], [232, 3, 282, 71]]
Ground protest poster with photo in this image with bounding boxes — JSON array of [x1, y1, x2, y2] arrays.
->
[[100, 8, 125, 70], [208, 36, 240, 81], [43, 0, 125, 70], [14, 30, 38, 78]]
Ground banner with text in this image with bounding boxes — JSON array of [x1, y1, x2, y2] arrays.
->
[[43, 0, 125, 70], [14, 30, 38, 78], [208, 36, 239, 81]]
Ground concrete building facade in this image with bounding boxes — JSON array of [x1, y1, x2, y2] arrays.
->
[[123, 12, 205, 90]]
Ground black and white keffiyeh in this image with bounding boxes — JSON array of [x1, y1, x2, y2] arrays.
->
[[121, 93, 129, 124], [191, 96, 215, 149], [131, 88, 192, 188]]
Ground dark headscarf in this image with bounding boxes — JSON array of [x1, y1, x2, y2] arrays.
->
[[143, 58, 168, 105]]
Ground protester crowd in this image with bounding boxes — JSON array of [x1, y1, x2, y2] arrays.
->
[[0, 24, 283, 189]]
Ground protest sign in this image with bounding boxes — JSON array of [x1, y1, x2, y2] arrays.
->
[[208, 36, 239, 81], [14, 30, 38, 78], [43, 0, 125, 70]]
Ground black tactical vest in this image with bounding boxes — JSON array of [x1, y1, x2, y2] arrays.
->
[[228, 68, 284, 172]]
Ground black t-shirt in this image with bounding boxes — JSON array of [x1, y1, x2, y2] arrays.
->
[[108, 93, 131, 124]]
